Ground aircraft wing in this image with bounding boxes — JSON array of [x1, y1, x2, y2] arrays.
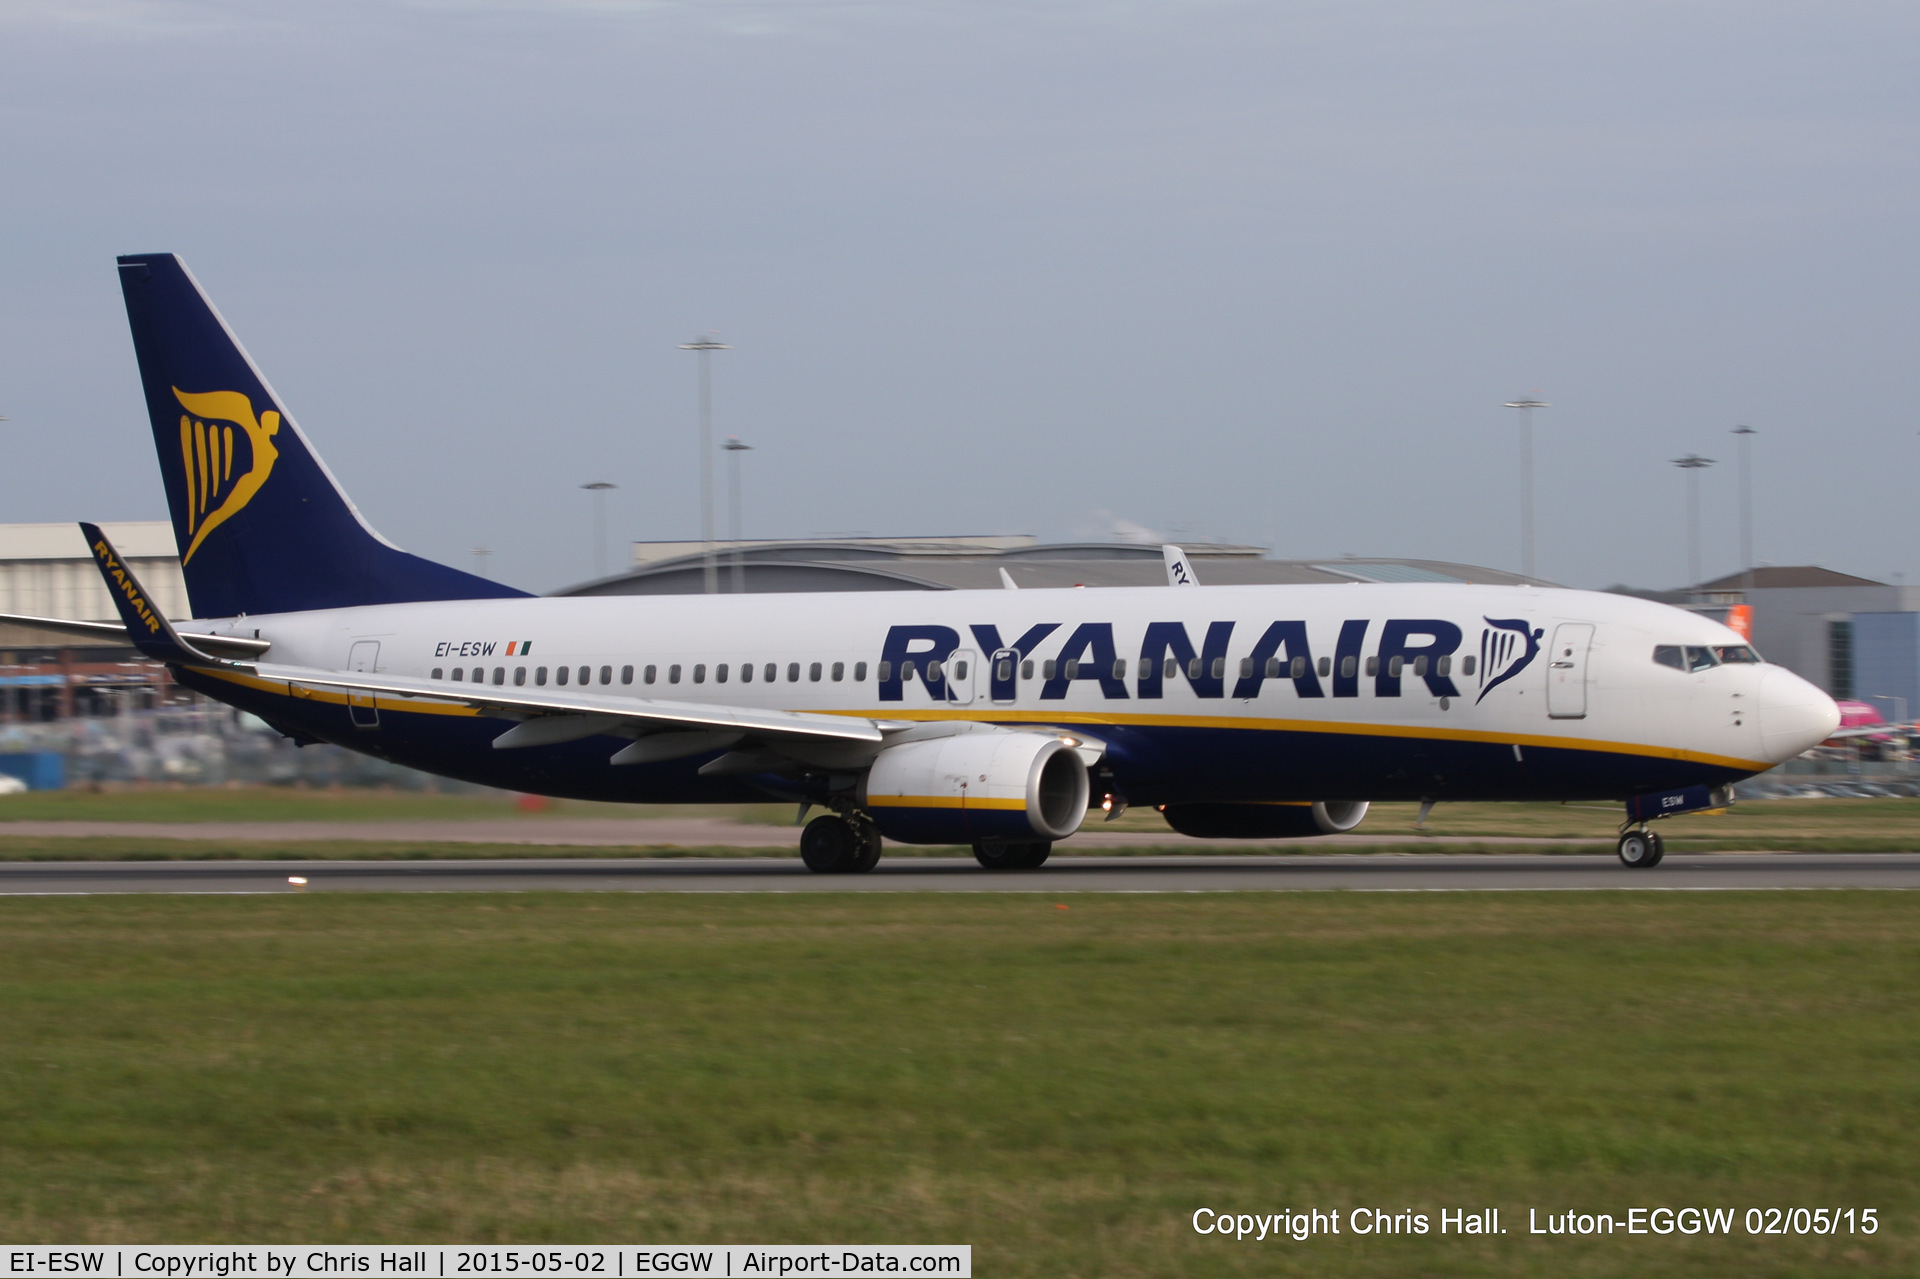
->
[[249, 661, 890, 745]]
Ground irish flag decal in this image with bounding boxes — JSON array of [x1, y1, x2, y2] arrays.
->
[[505, 640, 533, 656]]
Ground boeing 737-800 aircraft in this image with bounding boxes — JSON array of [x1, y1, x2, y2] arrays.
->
[[4, 255, 1841, 871]]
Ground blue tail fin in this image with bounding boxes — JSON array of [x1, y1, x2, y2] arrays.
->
[[115, 254, 529, 618]]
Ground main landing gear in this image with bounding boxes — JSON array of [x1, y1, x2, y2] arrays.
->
[[973, 841, 1051, 870], [1616, 827, 1666, 869], [799, 811, 882, 874]]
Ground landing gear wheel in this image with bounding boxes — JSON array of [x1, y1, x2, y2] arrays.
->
[[848, 816, 883, 873], [1644, 830, 1665, 867], [973, 840, 1052, 870], [1617, 830, 1659, 868], [800, 814, 858, 874]]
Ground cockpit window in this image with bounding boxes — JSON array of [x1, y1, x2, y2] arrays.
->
[[1714, 645, 1761, 664], [1684, 645, 1718, 672], [1653, 645, 1684, 671]]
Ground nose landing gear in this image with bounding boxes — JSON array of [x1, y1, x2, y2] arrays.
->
[[1616, 827, 1666, 868]]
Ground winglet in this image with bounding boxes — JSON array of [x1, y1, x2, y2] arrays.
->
[[998, 567, 1020, 591], [79, 522, 229, 666], [1162, 544, 1199, 586]]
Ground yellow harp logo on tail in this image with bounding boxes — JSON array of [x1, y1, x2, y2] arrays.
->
[[173, 388, 280, 564]]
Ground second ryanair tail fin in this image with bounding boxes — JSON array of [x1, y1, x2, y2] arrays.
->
[[115, 254, 529, 618]]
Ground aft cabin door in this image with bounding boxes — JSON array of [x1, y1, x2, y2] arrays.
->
[[1546, 624, 1593, 719], [347, 640, 380, 729]]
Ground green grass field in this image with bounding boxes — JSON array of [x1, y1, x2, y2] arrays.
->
[[1, 892, 1913, 1275], [0, 787, 799, 825], [7, 787, 1920, 857]]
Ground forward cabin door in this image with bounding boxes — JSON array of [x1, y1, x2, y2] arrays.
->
[[1546, 623, 1594, 719], [347, 640, 381, 729]]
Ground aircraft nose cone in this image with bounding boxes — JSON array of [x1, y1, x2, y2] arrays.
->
[[1758, 667, 1841, 764]]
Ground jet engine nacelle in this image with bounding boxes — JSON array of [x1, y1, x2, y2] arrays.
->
[[1161, 800, 1370, 839], [861, 730, 1091, 845]]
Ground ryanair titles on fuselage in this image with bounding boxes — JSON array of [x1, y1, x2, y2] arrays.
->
[[876, 617, 1539, 702]]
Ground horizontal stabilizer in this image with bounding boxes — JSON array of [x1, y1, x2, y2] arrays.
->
[[0, 611, 271, 658]]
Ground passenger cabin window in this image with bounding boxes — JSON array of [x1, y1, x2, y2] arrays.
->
[[450, 669, 463, 681], [1112, 659, 1125, 679], [876, 661, 892, 682], [600, 666, 612, 685], [578, 666, 591, 685], [1685, 646, 1718, 672], [556, 666, 570, 686], [1653, 645, 1685, 671], [854, 661, 868, 681], [693, 664, 706, 683], [1461, 655, 1476, 676], [535, 667, 548, 685], [644, 665, 657, 684], [1058, 659, 1074, 679], [764, 663, 777, 683], [492, 668, 505, 685], [997, 658, 1014, 681], [1022, 660, 1034, 680], [621, 665, 634, 685], [1186, 658, 1201, 680], [1242, 658, 1256, 680], [952, 659, 967, 681], [1043, 660, 1057, 680], [1435, 656, 1449, 677], [1412, 656, 1427, 677], [472, 667, 485, 682], [1340, 656, 1357, 679], [1716, 645, 1761, 664], [669, 664, 682, 684], [788, 662, 801, 682], [431, 668, 444, 680], [832, 661, 845, 681], [810, 662, 823, 682], [740, 663, 753, 683], [716, 664, 729, 683], [513, 668, 527, 686], [1318, 656, 1332, 677], [1364, 656, 1379, 677], [902, 661, 916, 682]]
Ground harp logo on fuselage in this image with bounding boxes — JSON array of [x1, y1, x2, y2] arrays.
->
[[172, 387, 280, 564]]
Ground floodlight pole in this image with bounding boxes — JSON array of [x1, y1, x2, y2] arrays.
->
[[722, 436, 753, 593], [1732, 425, 1756, 594], [581, 482, 616, 578], [679, 335, 731, 594], [470, 546, 491, 579], [1672, 453, 1715, 591], [1504, 398, 1549, 579]]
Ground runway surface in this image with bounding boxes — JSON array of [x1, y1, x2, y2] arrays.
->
[[4, 853, 1917, 894], [0, 816, 1595, 848]]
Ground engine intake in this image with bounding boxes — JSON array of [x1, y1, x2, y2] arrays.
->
[[862, 731, 1091, 845], [1161, 800, 1370, 839]]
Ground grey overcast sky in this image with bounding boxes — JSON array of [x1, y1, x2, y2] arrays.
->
[[2, 0, 1916, 594]]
